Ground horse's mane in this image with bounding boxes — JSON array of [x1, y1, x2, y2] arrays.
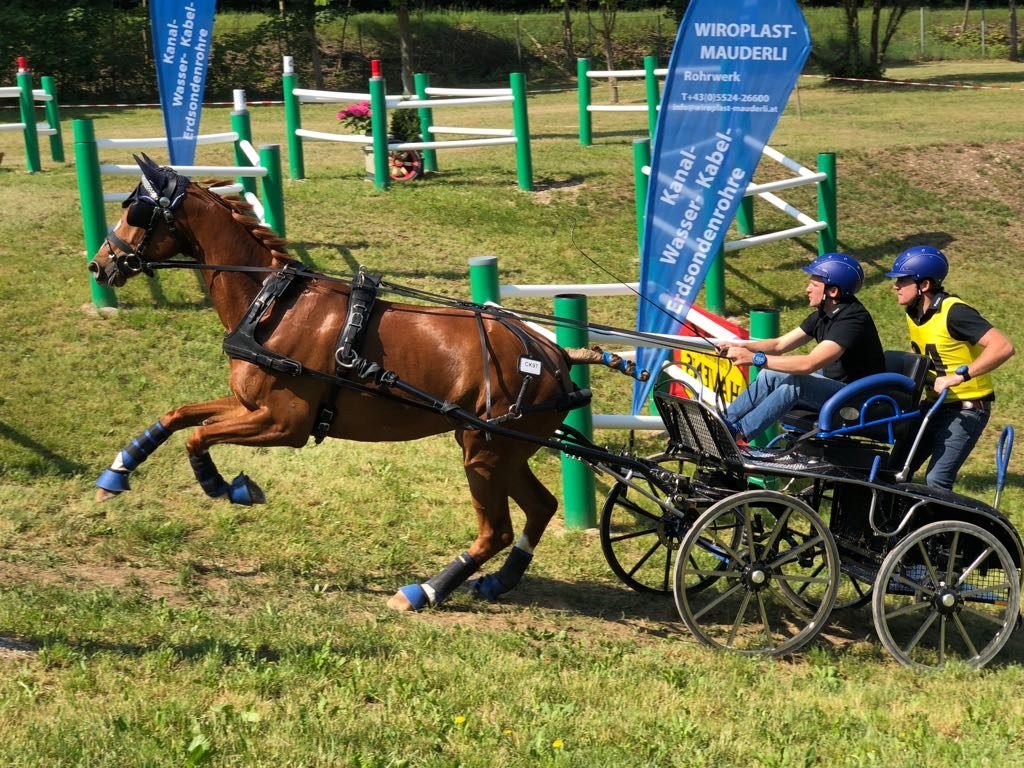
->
[[196, 178, 291, 260]]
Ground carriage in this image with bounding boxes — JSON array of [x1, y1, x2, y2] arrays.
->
[[88, 156, 1022, 671], [594, 356, 1022, 669]]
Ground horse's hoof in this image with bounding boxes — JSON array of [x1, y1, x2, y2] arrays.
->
[[95, 487, 121, 503], [388, 583, 430, 612], [387, 592, 415, 611]]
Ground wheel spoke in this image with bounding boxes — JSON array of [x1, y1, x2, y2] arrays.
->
[[957, 547, 995, 586], [760, 505, 794, 556], [945, 531, 960, 584], [609, 526, 658, 545], [756, 592, 775, 647], [939, 616, 946, 666], [743, 505, 757, 560], [885, 599, 932, 620], [916, 540, 941, 585], [692, 579, 745, 621], [901, 609, 939, 655], [687, 568, 738, 579], [952, 613, 981, 659], [614, 495, 662, 524], [960, 605, 1011, 627], [626, 539, 663, 579], [768, 534, 823, 570], [773, 572, 832, 586], [889, 571, 937, 597], [661, 537, 673, 591], [726, 590, 753, 647]]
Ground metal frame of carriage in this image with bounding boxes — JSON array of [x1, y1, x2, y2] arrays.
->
[[593, 355, 1022, 669]]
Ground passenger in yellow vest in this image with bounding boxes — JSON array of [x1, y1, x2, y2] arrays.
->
[[888, 245, 1015, 490]]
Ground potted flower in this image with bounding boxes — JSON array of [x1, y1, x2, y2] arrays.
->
[[337, 101, 372, 134]]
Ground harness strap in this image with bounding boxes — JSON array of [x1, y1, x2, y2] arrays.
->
[[222, 263, 302, 373], [475, 313, 493, 428], [313, 269, 382, 444]]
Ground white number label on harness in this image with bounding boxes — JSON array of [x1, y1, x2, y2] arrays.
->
[[519, 357, 542, 376]]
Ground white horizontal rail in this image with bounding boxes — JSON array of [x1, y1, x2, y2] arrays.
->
[[587, 68, 667, 79], [389, 137, 516, 150], [0, 122, 26, 132], [102, 163, 267, 177], [588, 105, 648, 113], [404, 95, 513, 107], [744, 172, 826, 197], [424, 86, 511, 97], [429, 126, 514, 137], [294, 88, 371, 103], [95, 131, 237, 150], [296, 128, 371, 144], [0, 86, 19, 98], [501, 281, 637, 298], [593, 414, 665, 430], [243, 190, 265, 222]]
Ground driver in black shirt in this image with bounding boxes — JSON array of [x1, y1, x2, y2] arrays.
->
[[718, 253, 886, 444]]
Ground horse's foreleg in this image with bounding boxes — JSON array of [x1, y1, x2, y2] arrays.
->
[[94, 396, 239, 502], [471, 463, 556, 601], [184, 403, 309, 506]]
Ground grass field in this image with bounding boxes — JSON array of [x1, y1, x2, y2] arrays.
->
[[2, 59, 1024, 766]]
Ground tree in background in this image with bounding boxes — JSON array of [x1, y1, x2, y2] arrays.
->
[[817, 0, 912, 79]]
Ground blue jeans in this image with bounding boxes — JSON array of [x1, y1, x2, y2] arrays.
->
[[907, 407, 990, 490], [724, 370, 847, 441]]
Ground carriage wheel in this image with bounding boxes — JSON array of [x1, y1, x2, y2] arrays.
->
[[600, 454, 697, 594], [388, 149, 422, 182], [674, 490, 840, 657], [872, 520, 1021, 669]]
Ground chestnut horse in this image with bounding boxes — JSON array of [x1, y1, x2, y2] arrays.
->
[[88, 155, 639, 611]]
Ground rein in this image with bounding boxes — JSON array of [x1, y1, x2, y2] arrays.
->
[[141, 259, 716, 355]]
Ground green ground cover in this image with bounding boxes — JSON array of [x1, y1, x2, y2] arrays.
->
[[1, 59, 1024, 766]]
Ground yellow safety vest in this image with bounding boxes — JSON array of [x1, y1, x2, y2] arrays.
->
[[906, 296, 993, 401]]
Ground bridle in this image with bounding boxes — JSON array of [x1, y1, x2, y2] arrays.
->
[[103, 166, 189, 280]]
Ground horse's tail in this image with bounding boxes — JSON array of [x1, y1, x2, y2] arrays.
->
[[565, 346, 650, 382]]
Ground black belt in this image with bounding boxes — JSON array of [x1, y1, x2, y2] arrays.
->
[[940, 399, 990, 412]]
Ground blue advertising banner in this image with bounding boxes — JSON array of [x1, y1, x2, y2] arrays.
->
[[150, 0, 217, 166], [632, 0, 811, 413]]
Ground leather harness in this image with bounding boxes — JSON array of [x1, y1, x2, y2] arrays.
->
[[220, 265, 590, 443]]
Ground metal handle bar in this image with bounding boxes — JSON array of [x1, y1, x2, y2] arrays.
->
[[895, 388, 950, 483]]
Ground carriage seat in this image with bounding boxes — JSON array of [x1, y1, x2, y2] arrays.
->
[[781, 351, 930, 444]]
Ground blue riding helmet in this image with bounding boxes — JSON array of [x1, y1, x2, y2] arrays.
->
[[885, 245, 948, 285], [802, 252, 864, 297]]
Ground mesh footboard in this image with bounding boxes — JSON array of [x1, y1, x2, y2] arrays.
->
[[654, 393, 745, 471]]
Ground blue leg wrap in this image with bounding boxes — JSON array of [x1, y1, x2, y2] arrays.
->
[[119, 421, 171, 471], [472, 546, 533, 601], [96, 421, 171, 493], [189, 453, 230, 498], [227, 473, 265, 506], [397, 583, 430, 611], [424, 551, 479, 605]]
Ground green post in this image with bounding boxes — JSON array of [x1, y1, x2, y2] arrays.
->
[[736, 196, 755, 237], [258, 144, 285, 238], [554, 294, 596, 529], [231, 90, 257, 196], [816, 151, 837, 254], [633, 138, 651, 259], [40, 75, 64, 163], [17, 62, 41, 173], [282, 57, 305, 180], [73, 119, 117, 310], [510, 72, 533, 192], [643, 55, 659, 140], [413, 72, 437, 173], [704, 246, 726, 316], [369, 76, 389, 190], [577, 57, 592, 146], [468, 255, 501, 304], [749, 308, 780, 449]]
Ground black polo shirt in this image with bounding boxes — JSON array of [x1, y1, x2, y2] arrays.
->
[[799, 298, 885, 383]]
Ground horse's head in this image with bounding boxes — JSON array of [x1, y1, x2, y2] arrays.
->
[[88, 153, 191, 288]]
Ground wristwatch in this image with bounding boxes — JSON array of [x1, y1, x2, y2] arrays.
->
[[955, 364, 972, 382], [752, 351, 768, 368]]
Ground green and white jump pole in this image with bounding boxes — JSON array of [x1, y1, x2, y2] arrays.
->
[[6, 57, 63, 172]]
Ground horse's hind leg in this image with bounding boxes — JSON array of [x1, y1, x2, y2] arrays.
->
[[95, 395, 238, 501], [471, 461, 557, 601]]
